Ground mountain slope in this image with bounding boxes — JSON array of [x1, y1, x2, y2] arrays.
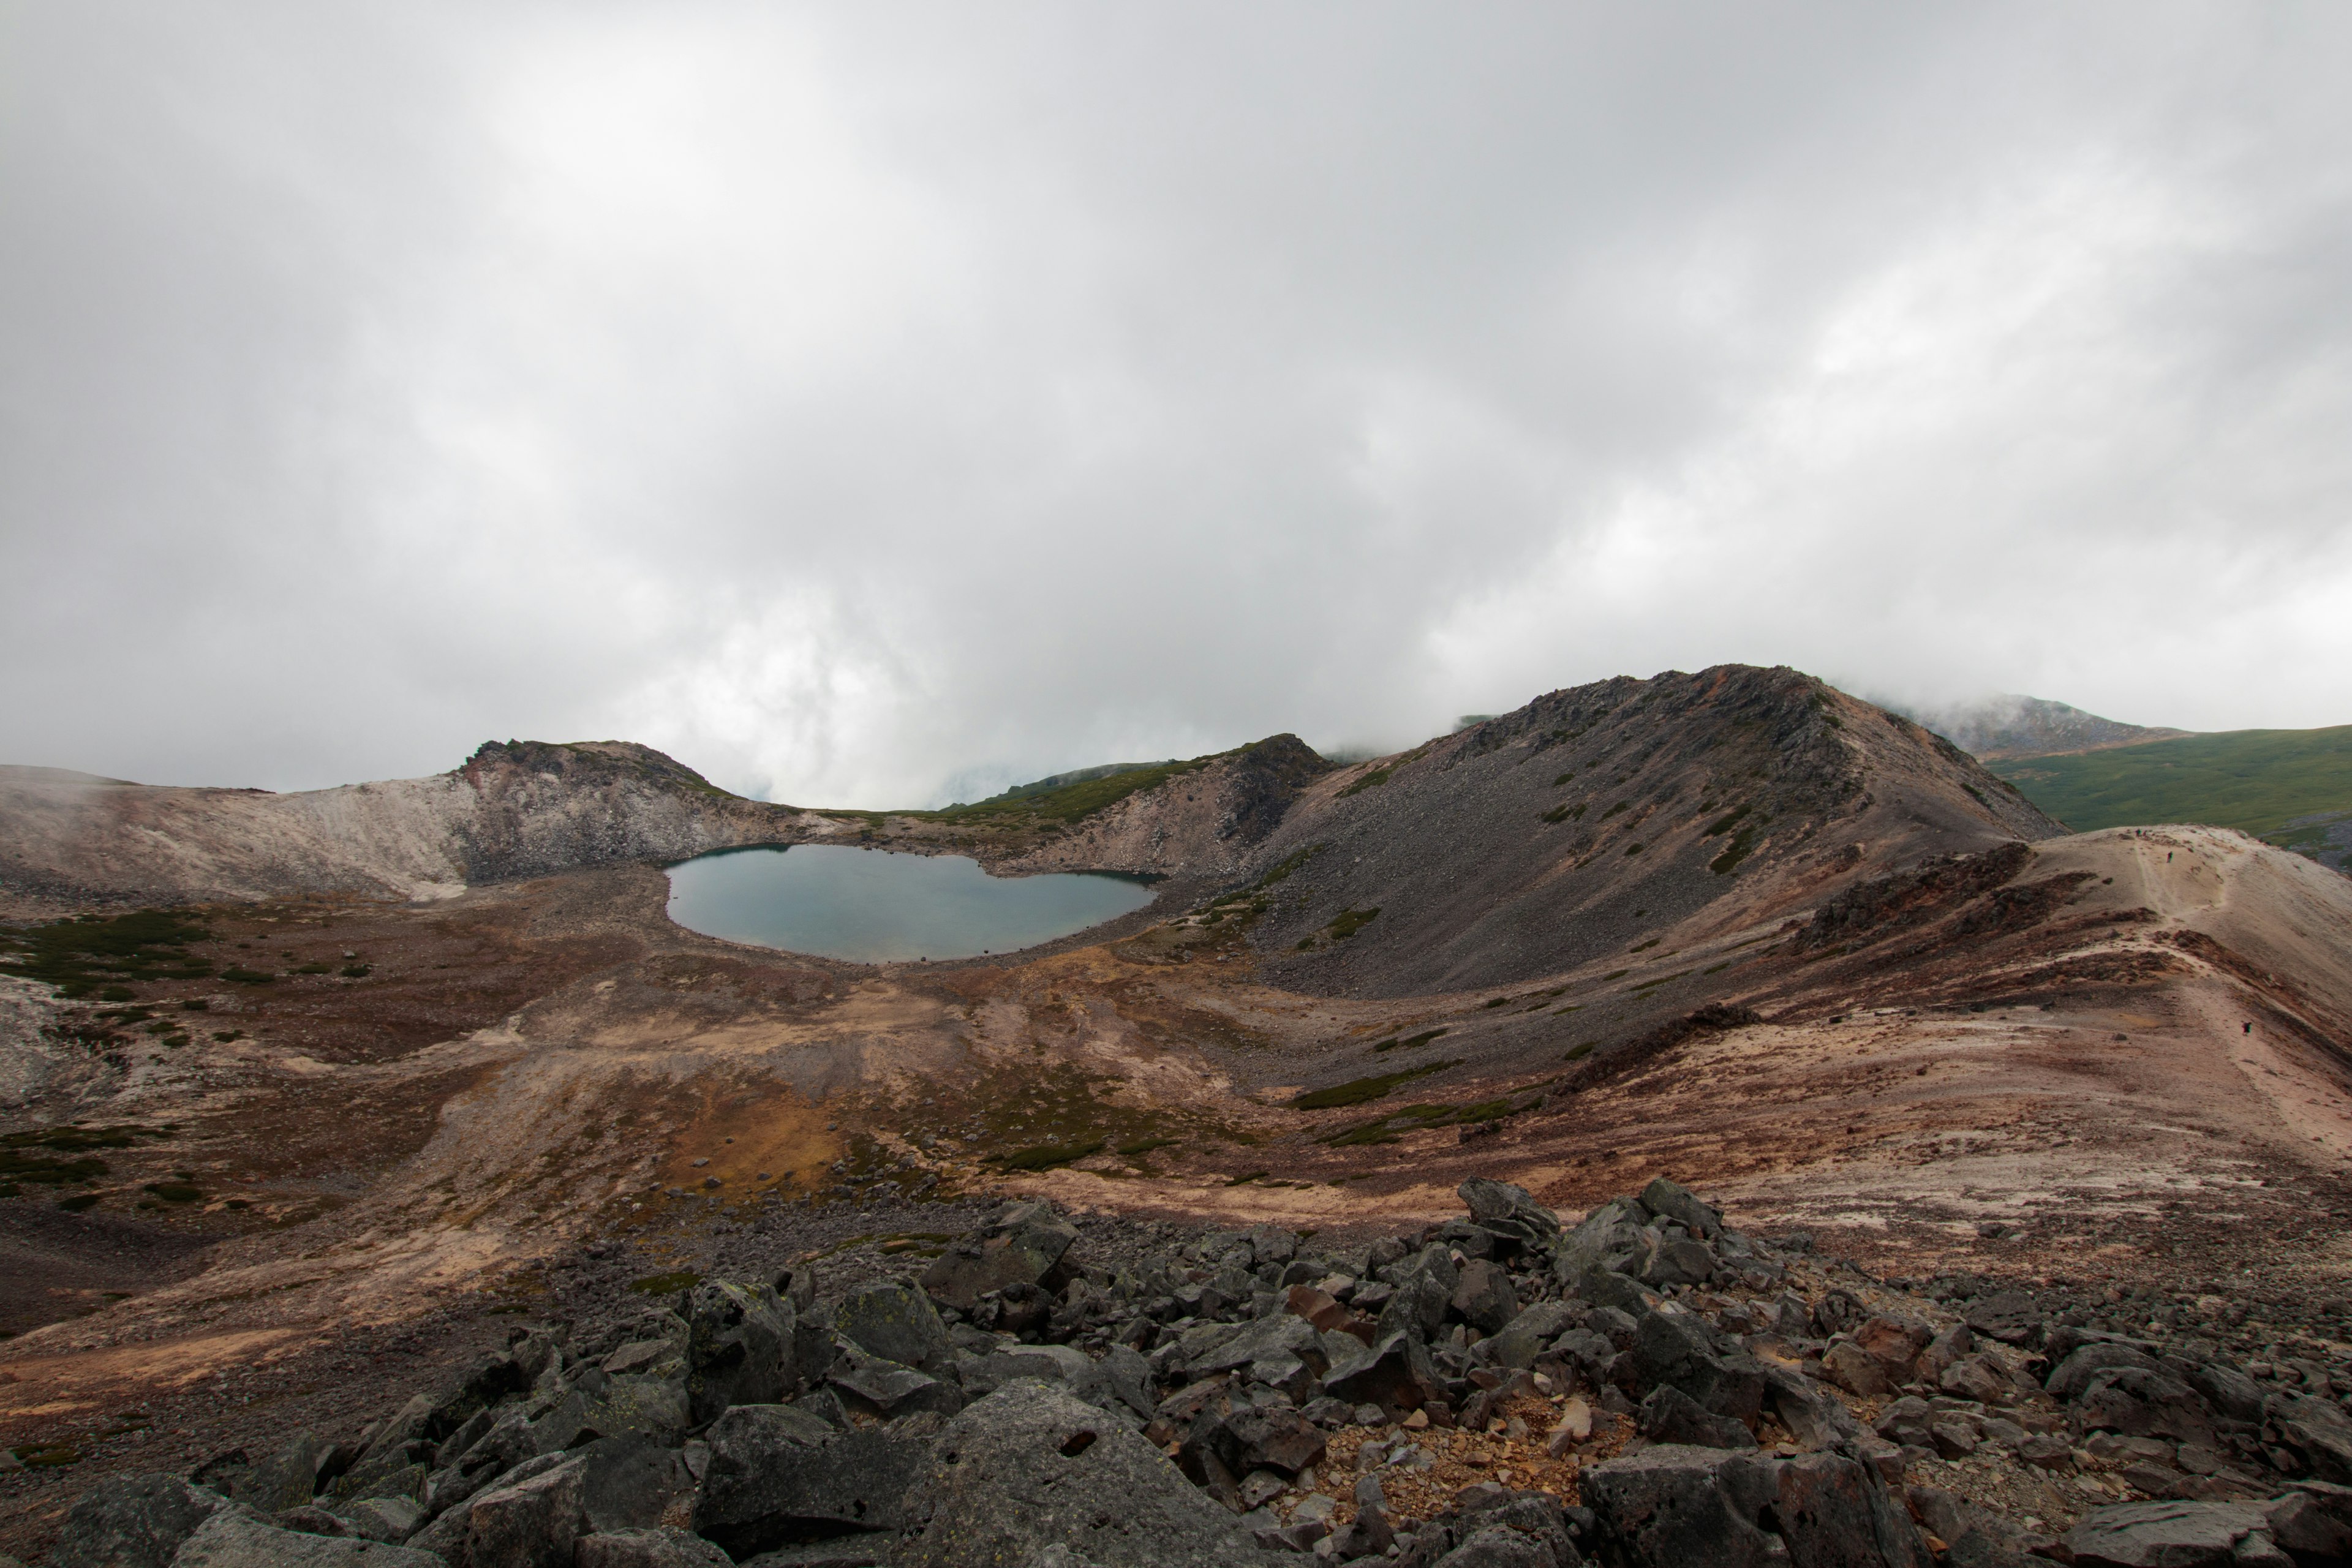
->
[[0, 742, 827, 906], [1231, 665, 2064, 997], [1986, 725, 2352, 872], [1911, 693, 2190, 760]]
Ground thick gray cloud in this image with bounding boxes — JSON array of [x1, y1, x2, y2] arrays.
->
[[5, 2, 2348, 804]]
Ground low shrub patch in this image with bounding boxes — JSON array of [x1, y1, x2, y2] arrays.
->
[[1291, 1058, 1461, 1109]]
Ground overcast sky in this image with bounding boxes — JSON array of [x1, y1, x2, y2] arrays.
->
[[5, 4, 2349, 805]]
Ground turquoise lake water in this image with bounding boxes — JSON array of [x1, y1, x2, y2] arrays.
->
[[663, 845, 1158, 963]]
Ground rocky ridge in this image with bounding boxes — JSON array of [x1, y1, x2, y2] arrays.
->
[[29, 1177, 2352, 1568]]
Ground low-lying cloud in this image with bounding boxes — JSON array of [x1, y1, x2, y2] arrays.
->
[[6, 3, 2349, 805]]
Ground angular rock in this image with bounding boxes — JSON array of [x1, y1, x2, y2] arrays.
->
[[829, 1348, 963, 1421], [896, 1380, 1277, 1567], [1583, 1442, 1930, 1568], [1636, 1235, 1719, 1290], [49, 1473, 228, 1568], [1488, 1303, 1578, 1372], [1850, 1316, 1932, 1385], [2187, 1363, 2264, 1424], [337, 1496, 426, 1543], [2075, 1366, 2216, 1447], [919, 1202, 1079, 1311], [691, 1403, 927, 1558], [1637, 1178, 1723, 1241], [1324, 1331, 1442, 1414], [1431, 1524, 1553, 1567], [1458, 1178, 1562, 1253], [2061, 1499, 2283, 1567], [1962, 1291, 2045, 1347], [683, 1279, 796, 1424], [1638, 1385, 1758, 1450], [172, 1510, 444, 1568], [1194, 1403, 1328, 1478], [834, 1284, 952, 1375], [2265, 1392, 2352, 1485], [1581, 1444, 1778, 1568], [1193, 1313, 1323, 1381], [2046, 1343, 2163, 1403], [1629, 1311, 1765, 1427], [1450, 1490, 1580, 1567], [582, 1375, 694, 1447], [451, 1452, 591, 1568], [1937, 1354, 2015, 1406], [1822, 1341, 1893, 1400], [1450, 1261, 1520, 1336], [574, 1528, 734, 1568], [2264, 1488, 2352, 1561], [1770, 1450, 1934, 1568], [1379, 1246, 1462, 1342], [1555, 1201, 1649, 1289]]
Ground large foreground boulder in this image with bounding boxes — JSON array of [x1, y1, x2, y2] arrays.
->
[[682, 1280, 796, 1424], [1581, 1442, 1932, 1568], [918, 1202, 1079, 1311], [172, 1510, 444, 1568], [689, 1403, 928, 1559], [49, 1474, 230, 1568], [896, 1379, 1278, 1567], [2061, 1499, 2287, 1567]]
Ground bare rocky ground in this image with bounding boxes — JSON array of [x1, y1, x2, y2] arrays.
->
[[3, 666, 2350, 1563]]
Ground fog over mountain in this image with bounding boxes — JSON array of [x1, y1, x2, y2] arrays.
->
[[4, 4, 2350, 806]]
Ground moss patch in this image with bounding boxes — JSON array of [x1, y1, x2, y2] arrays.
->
[[1291, 1059, 1461, 1110]]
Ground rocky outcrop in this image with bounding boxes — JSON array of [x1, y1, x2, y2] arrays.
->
[[1003, 734, 1333, 881], [47, 1172, 2352, 1568], [1242, 665, 2067, 997], [0, 745, 831, 906]]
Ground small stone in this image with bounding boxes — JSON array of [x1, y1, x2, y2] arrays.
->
[[1401, 1409, 1429, 1430]]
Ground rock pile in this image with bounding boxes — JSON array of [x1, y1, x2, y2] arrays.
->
[[38, 1179, 2352, 1568]]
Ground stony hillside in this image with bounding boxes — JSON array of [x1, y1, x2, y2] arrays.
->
[[1001, 734, 1332, 881], [1910, 694, 2189, 760], [1234, 666, 2065, 997], [0, 742, 827, 908]]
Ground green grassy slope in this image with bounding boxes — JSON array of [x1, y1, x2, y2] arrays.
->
[[1985, 725, 2352, 865]]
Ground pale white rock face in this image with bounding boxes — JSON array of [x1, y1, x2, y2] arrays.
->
[[0, 744, 834, 907]]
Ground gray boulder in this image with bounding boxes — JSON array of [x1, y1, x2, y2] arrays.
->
[[2045, 1344, 2163, 1402], [2061, 1500, 2285, 1567], [1629, 1311, 1765, 1427], [1487, 1303, 1580, 1371], [683, 1279, 796, 1424], [1432, 1525, 1555, 1567], [1379, 1246, 1462, 1342], [1638, 1386, 1757, 1450], [1637, 1178, 1723, 1241], [1555, 1199, 1650, 1284], [1452, 1261, 1520, 1336], [1582, 1443, 1931, 1568], [1581, 1444, 1779, 1568], [1635, 1235, 1719, 1290], [171, 1510, 443, 1568], [574, 1528, 733, 1568], [896, 1379, 1277, 1567], [50, 1474, 229, 1568], [1458, 1178, 1562, 1254], [834, 1284, 952, 1375], [829, 1348, 963, 1421], [2074, 1366, 2216, 1447], [431, 1452, 590, 1568], [1323, 1331, 1442, 1414], [690, 1403, 927, 1558], [919, 1202, 1079, 1311], [1962, 1291, 2045, 1346], [2266, 1392, 2352, 1485], [336, 1496, 426, 1544]]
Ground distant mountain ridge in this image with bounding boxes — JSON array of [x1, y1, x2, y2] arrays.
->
[[1905, 694, 2190, 760]]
